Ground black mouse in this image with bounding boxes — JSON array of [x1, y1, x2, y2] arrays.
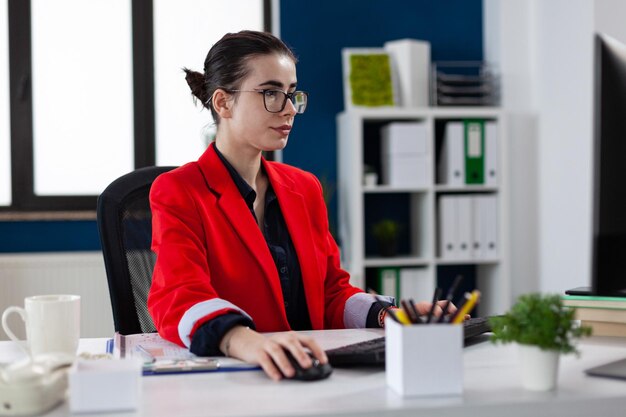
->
[[282, 350, 333, 381]]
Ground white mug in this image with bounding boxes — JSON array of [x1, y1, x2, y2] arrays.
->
[[2, 294, 81, 358]]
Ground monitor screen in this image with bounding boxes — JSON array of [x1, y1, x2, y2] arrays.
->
[[591, 33, 626, 296]]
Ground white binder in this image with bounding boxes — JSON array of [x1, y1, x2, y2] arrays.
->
[[471, 195, 499, 260], [471, 196, 485, 259], [438, 123, 464, 186], [456, 196, 473, 261], [484, 122, 498, 187], [438, 196, 458, 259], [383, 39, 431, 108], [399, 268, 433, 300], [481, 195, 498, 259], [380, 268, 399, 299]]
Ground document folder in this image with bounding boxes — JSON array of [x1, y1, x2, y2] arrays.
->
[[464, 120, 485, 184]]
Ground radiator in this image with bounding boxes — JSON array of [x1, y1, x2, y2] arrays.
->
[[0, 252, 114, 341]]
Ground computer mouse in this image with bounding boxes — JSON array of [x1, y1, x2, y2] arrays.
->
[[283, 350, 333, 381]]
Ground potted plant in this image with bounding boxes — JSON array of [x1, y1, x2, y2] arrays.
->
[[371, 219, 401, 257], [489, 293, 592, 391]]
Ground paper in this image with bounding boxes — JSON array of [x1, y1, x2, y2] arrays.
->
[[111, 332, 259, 375]]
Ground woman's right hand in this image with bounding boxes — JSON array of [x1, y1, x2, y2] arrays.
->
[[219, 326, 328, 381]]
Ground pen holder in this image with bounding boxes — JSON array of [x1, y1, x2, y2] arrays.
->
[[385, 318, 463, 397]]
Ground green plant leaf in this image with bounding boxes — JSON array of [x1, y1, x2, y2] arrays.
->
[[489, 293, 592, 355]]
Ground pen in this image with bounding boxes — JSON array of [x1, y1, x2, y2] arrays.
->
[[407, 298, 423, 324], [135, 344, 156, 364], [451, 290, 481, 324], [401, 300, 419, 324], [438, 275, 463, 323], [426, 288, 442, 323]]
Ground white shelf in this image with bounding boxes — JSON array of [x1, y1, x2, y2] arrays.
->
[[435, 185, 499, 193], [435, 258, 500, 266], [342, 106, 503, 119], [363, 185, 429, 193], [363, 256, 431, 267], [337, 107, 511, 316]]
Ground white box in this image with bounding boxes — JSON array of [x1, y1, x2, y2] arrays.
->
[[381, 122, 430, 187], [385, 319, 463, 397], [69, 358, 143, 413], [382, 122, 428, 155], [384, 39, 431, 107], [381, 155, 430, 187]]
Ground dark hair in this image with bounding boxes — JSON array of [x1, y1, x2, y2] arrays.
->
[[184, 30, 298, 124]]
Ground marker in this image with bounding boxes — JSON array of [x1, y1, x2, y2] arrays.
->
[[401, 300, 419, 324], [407, 298, 424, 324], [426, 288, 442, 323], [451, 290, 481, 324], [393, 307, 413, 326], [438, 275, 464, 323]]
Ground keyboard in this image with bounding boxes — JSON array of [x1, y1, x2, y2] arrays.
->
[[325, 317, 492, 367]]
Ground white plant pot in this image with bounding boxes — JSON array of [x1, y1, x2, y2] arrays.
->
[[517, 344, 560, 391]]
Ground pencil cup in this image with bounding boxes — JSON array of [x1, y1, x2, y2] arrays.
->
[[385, 318, 463, 397]]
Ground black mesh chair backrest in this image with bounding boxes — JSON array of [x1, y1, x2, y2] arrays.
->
[[97, 166, 176, 335]]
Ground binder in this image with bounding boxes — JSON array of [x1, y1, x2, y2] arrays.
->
[[475, 195, 498, 259], [471, 196, 484, 259], [464, 120, 485, 184], [399, 268, 434, 300], [456, 196, 473, 260], [438, 196, 457, 259], [438, 123, 464, 186], [484, 122, 498, 186], [383, 39, 431, 108], [378, 268, 400, 299]]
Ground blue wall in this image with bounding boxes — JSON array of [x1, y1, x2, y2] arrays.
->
[[0, 0, 483, 253], [280, 0, 483, 231], [0, 221, 101, 252]]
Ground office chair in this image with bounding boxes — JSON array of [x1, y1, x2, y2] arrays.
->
[[97, 166, 176, 335]]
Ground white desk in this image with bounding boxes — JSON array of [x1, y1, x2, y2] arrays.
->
[[2, 329, 626, 417]]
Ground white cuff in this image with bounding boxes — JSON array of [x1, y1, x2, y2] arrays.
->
[[344, 293, 395, 328], [178, 298, 252, 348]]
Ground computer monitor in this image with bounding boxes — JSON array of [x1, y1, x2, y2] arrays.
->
[[590, 33, 626, 296], [568, 33, 626, 297]]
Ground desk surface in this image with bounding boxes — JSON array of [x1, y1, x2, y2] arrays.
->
[[2, 329, 626, 417]]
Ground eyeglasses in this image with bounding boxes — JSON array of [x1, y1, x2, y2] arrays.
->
[[228, 89, 308, 114]]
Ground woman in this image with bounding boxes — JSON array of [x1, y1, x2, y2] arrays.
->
[[148, 30, 453, 381]]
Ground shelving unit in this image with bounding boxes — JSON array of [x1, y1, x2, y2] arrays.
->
[[337, 107, 511, 316]]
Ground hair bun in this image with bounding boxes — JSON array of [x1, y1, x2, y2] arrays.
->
[[183, 68, 210, 105]]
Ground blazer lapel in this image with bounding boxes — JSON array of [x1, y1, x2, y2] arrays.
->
[[264, 161, 324, 330], [197, 144, 287, 318]]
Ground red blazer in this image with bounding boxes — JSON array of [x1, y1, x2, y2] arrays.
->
[[148, 143, 362, 347]]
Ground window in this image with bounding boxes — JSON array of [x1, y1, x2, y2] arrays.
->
[[1, 0, 270, 212], [0, 0, 10, 206], [31, 0, 134, 196], [154, 0, 264, 166]]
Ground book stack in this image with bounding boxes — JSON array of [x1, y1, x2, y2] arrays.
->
[[562, 295, 626, 337]]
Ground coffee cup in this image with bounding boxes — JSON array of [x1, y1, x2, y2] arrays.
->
[[2, 295, 81, 359]]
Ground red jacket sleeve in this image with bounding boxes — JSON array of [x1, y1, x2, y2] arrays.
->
[[148, 171, 244, 347]]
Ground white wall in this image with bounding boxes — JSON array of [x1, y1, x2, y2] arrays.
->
[[483, 0, 540, 299], [484, 0, 626, 296]]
